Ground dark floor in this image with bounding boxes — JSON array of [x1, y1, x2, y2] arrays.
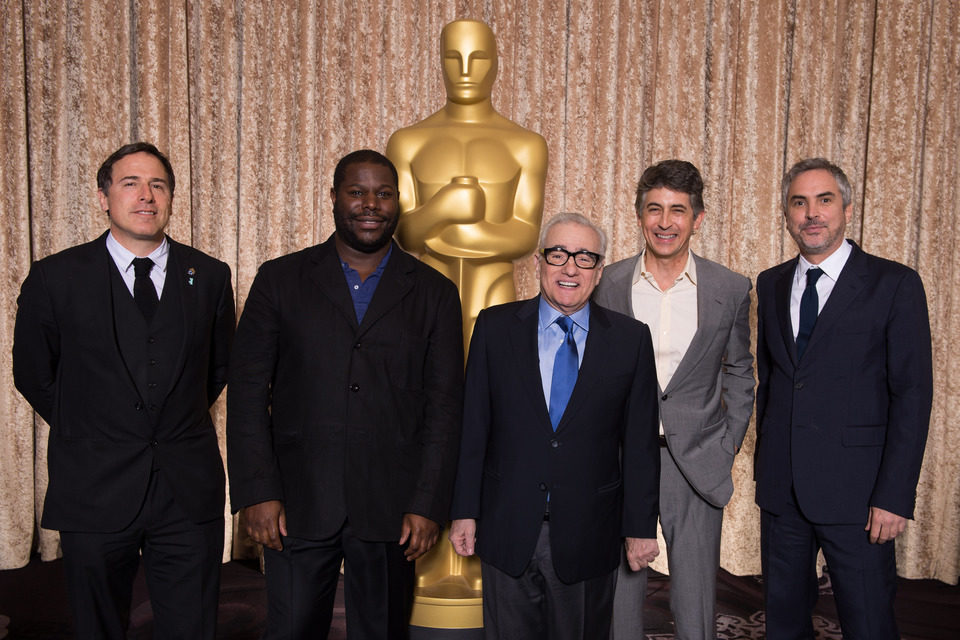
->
[[0, 555, 957, 639]]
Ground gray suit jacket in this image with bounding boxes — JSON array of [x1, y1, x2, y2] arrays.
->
[[594, 252, 754, 506]]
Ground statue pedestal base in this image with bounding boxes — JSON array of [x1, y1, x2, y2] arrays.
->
[[410, 574, 482, 629]]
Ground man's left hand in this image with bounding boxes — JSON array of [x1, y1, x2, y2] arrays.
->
[[625, 537, 659, 571], [400, 513, 441, 561], [865, 506, 907, 544]]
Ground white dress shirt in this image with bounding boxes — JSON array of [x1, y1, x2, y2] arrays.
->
[[106, 232, 169, 299], [631, 250, 698, 434], [789, 239, 852, 338]]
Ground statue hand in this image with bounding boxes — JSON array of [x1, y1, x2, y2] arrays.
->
[[426, 177, 486, 223]]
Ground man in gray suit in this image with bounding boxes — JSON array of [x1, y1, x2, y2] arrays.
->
[[594, 160, 755, 640]]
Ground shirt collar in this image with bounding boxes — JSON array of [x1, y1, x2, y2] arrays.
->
[[106, 231, 169, 274], [538, 297, 591, 333], [340, 243, 393, 276], [795, 239, 852, 285], [634, 249, 698, 288]]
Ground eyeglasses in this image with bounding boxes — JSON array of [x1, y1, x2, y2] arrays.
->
[[541, 247, 604, 269]]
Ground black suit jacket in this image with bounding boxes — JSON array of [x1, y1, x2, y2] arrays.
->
[[755, 241, 932, 523], [449, 298, 660, 584], [227, 237, 464, 541], [13, 231, 235, 531]]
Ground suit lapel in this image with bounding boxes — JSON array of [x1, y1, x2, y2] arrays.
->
[[358, 243, 414, 335], [773, 257, 799, 366], [803, 243, 868, 356], [89, 233, 144, 400], [663, 255, 719, 394], [308, 238, 361, 331], [555, 303, 611, 433], [511, 298, 552, 431], [159, 240, 192, 403]]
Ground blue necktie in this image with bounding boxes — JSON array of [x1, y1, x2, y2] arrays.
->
[[549, 316, 579, 430], [796, 267, 824, 358]]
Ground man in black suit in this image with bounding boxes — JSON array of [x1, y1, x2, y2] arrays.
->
[[227, 149, 463, 639], [13, 142, 235, 639], [755, 158, 932, 639], [449, 213, 661, 639]]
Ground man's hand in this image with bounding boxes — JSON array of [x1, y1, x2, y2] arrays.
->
[[449, 519, 477, 557], [865, 506, 907, 544], [625, 537, 659, 571], [242, 500, 287, 551], [399, 513, 440, 561]]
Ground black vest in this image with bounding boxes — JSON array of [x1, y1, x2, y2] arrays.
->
[[110, 261, 185, 434]]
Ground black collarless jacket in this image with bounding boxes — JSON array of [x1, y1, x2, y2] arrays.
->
[[227, 237, 464, 541]]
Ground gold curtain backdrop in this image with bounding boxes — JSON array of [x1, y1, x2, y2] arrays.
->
[[1, 0, 957, 584]]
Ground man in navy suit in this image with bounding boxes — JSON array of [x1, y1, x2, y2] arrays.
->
[[755, 158, 932, 639], [449, 213, 660, 639], [13, 142, 235, 639]]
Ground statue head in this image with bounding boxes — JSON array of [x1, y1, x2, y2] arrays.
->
[[440, 19, 498, 105]]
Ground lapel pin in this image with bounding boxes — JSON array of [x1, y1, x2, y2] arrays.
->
[[187, 267, 196, 285]]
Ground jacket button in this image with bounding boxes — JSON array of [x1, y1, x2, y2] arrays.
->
[[794, 382, 804, 390], [149, 359, 158, 366], [150, 440, 158, 447], [135, 402, 144, 411], [661, 393, 668, 401], [350, 383, 360, 392], [538, 482, 547, 491], [550, 439, 559, 448], [354, 342, 361, 349], [147, 336, 156, 344]]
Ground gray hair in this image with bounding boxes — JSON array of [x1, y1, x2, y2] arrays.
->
[[538, 212, 608, 257], [781, 158, 853, 213]]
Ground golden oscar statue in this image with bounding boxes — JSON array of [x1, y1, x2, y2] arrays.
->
[[386, 19, 548, 629]]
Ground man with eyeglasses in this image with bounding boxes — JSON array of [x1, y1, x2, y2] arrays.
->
[[594, 160, 755, 640], [449, 212, 660, 639]]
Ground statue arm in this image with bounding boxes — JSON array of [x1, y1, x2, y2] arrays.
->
[[387, 132, 485, 254], [428, 137, 547, 261]]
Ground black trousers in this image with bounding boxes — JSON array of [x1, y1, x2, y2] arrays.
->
[[480, 521, 616, 640], [59, 470, 224, 640], [761, 492, 899, 640], [262, 520, 415, 640]]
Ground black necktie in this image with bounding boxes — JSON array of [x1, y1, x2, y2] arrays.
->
[[132, 257, 159, 320], [796, 267, 824, 358], [549, 316, 579, 430]]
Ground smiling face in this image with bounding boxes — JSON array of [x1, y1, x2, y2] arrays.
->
[[784, 168, 852, 261], [440, 20, 498, 105], [638, 187, 704, 265], [537, 221, 605, 315], [98, 152, 173, 255], [330, 161, 400, 254]]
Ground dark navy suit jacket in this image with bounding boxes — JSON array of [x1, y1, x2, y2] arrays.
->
[[450, 297, 660, 584], [755, 241, 932, 523]]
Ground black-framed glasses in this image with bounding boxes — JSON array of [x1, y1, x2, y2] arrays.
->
[[541, 246, 604, 269]]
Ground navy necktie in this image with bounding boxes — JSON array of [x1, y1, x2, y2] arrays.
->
[[796, 267, 824, 358], [549, 316, 579, 430], [133, 257, 159, 320]]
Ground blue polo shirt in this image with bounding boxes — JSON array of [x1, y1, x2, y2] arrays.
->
[[340, 244, 392, 323]]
